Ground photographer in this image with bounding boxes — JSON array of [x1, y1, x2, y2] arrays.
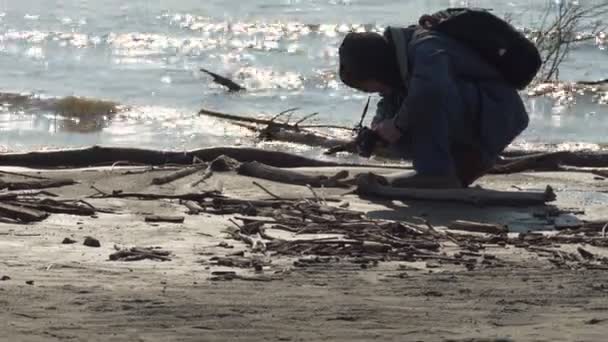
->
[[338, 11, 530, 189]]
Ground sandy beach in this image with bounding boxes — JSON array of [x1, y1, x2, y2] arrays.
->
[[1, 163, 608, 342]]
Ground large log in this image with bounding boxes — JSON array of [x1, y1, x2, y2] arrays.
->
[[356, 173, 555, 206], [0, 146, 343, 168], [0, 202, 49, 222], [237, 161, 350, 188]]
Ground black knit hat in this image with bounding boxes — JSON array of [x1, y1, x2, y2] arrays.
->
[[338, 31, 401, 89]]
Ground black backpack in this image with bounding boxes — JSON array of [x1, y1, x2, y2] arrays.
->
[[420, 8, 542, 90]]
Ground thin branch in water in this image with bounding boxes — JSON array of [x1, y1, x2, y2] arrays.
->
[[294, 112, 319, 127], [270, 107, 299, 123]]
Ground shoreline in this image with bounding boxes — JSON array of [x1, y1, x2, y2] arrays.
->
[[1, 164, 608, 341]]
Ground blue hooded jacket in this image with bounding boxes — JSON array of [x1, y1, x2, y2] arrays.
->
[[374, 26, 529, 177]]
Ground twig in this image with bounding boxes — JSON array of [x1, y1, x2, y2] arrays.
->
[[75, 200, 98, 211], [0, 170, 48, 180], [306, 184, 321, 203], [297, 124, 352, 130], [294, 112, 319, 127], [228, 218, 243, 230], [90, 185, 109, 197], [151, 163, 207, 185], [252, 181, 283, 200], [191, 167, 213, 187], [270, 107, 299, 122]]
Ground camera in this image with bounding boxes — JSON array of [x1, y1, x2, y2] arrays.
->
[[354, 127, 381, 158]]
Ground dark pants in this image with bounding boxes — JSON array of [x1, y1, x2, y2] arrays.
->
[[451, 144, 492, 187]]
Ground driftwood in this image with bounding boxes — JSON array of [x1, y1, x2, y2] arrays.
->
[[10, 199, 96, 216], [490, 152, 566, 173], [356, 173, 555, 206], [259, 126, 349, 149], [577, 78, 608, 85], [144, 215, 185, 223], [198, 107, 351, 131], [151, 163, 207, 185], [0, 202, 49, 222], [0, 190, 58, 201], [448, 220, 508, 235], [91, 189, 222, 202], [183, 201, 204, 214], [237, 161, 350, 188], [0, 146, 351, 168], [0, 178, 76, 190], [109, 247, 172, 261], [200, 68, 245, 92], [493, 151, 608, 171]]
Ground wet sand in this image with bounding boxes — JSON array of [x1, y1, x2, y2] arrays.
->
[[1, 166, 608, 341]]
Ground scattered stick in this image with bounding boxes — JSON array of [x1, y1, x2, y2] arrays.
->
[[306, 184, 322, 203], [0, 170, 49, 180], [183, 201, 204, 214], [144, 215, 185, 224], [448, 220, 508, 235], [252, 181, 284, 200], [152, 163, 207, 185], [294, 112, 319, 127], [10, 199, 96, 216], [91, 190, 222, 201], [0, 178, 76, 190], [90, 185, 109, 196], [269, 107, 299, 122], [190, 168, 213, 187], [577, 247, 595, 260], [237, 161, 350, 188], [110, 246, 172, 261], [0, 190, 58, 200]]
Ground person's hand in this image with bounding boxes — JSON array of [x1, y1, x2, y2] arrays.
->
[[372, 119, 401, 144]]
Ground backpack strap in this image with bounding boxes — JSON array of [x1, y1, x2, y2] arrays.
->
[[385, 27, 416, 89]]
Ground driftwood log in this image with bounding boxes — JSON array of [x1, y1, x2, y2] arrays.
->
[[237, 161, 350, 188], [0, 202, 49, 222], [0, 146, 343, 168], [356, 173, 555, 206], [12, 199, 96, 216]]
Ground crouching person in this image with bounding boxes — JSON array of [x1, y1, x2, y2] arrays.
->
[[338, 17, 530, 189]]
